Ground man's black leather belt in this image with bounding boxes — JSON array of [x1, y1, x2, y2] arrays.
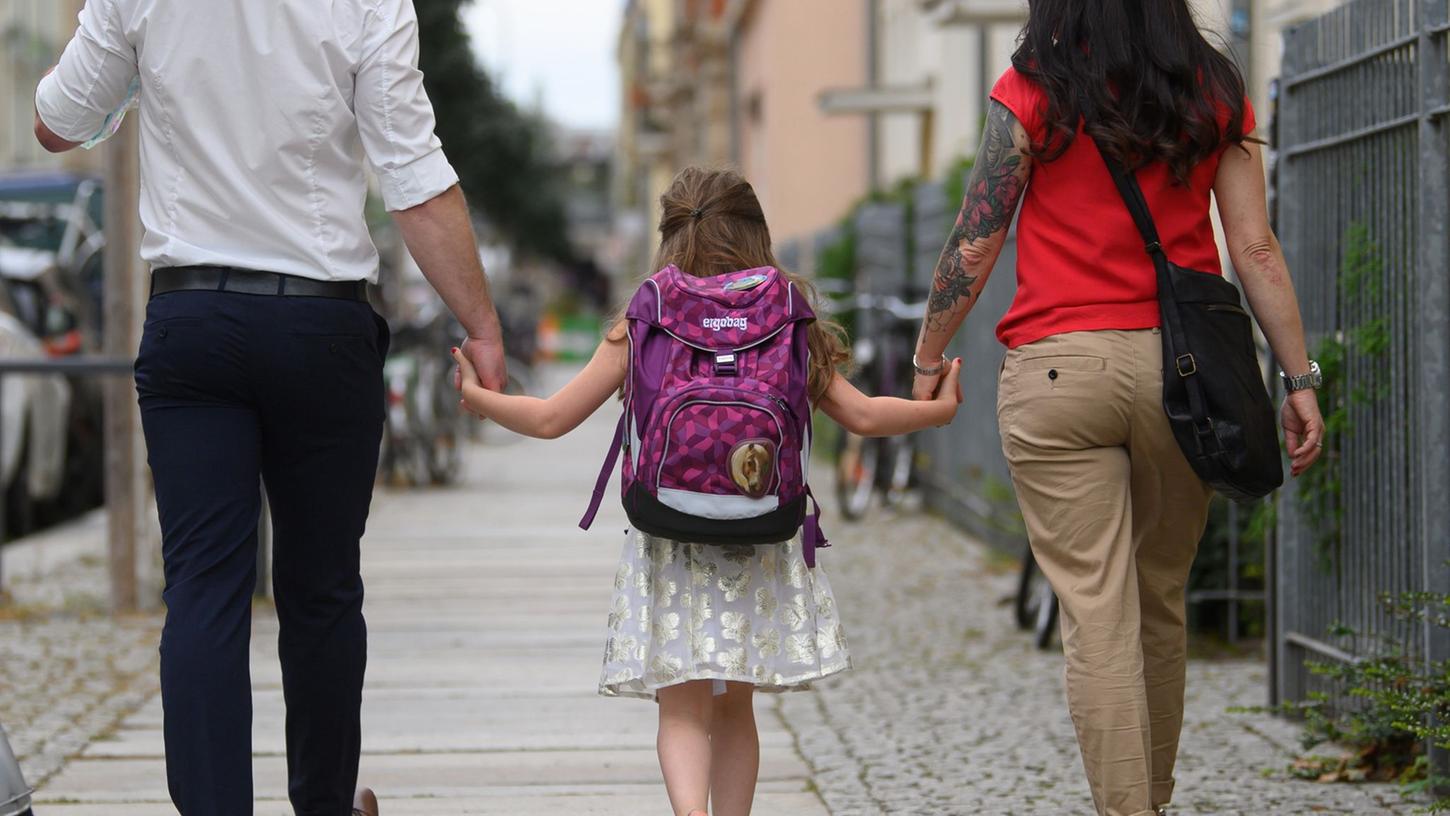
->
[[151, 266, 368, 301]]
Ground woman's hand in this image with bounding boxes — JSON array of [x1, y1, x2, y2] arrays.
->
[[912, 370, 943, 402], [1283, 389, 1325, 477]]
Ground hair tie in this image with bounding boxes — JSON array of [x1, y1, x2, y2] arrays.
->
[[690, 208, 705, 220]]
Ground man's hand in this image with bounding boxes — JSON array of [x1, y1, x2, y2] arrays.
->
[[455, 335, 506, 396]]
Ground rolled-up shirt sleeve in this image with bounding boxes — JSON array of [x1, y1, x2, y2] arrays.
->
[[355, 0, 459, 211], [34, 0, 137, 143]]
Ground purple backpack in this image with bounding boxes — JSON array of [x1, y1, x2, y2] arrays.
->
[[580, 265, 829, 566]]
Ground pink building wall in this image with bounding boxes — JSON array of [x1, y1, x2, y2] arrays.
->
[[735, 0, 871, 247]]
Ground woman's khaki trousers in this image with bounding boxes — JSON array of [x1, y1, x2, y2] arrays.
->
[[998, 329, 1214, 816]]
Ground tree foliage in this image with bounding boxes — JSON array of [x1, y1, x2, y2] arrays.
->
[[414, 0, 573, 262]]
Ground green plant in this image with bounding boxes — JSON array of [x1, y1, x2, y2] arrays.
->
[[1296, 222, 1392, 571], [1236, 589, 1450, 810]]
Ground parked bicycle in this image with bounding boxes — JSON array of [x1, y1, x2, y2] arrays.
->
[[378, 303, 467, 488], [828, 291, 929, 521], [1014, 544, 1059, 650]]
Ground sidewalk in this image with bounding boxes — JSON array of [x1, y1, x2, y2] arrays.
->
[[0, 365, 1425, 814], [18, 395, 827, 815]]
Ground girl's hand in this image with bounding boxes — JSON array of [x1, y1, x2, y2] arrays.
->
[[1283, 389, 1324, 477], [931, 358, 964, 426], [451, 347, 486, 418]]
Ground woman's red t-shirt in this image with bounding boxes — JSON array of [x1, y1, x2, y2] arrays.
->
[[989, 67, 1256, 349]]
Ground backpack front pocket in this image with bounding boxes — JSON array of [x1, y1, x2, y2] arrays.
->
[[645, 384, 798, 519]]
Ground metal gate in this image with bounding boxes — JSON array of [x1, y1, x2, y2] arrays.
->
[[1272, 0, 1449, 768]]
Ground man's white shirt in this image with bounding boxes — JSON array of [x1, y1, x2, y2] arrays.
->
[[35, 0, 459, 283]]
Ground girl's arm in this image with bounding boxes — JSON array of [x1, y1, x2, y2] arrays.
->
[[452, 325, 627, 439], [818, 359, 963, 437]]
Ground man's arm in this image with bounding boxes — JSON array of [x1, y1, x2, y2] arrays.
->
[[355, 0, 505, 392], [392, 185, 507, 391], [912, 99, 1032, 399], [34, 0, 137, 152], [34, 107, 81, 154]]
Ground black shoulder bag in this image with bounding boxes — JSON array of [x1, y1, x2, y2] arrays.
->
[[1092, 141, 1284, 502]]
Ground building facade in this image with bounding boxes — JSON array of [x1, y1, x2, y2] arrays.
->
[[1, 0, 97, 173]]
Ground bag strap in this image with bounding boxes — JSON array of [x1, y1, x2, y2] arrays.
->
[[802, 486, 829, 569], [1088, 136, 1217, 445], [579, 409, 627, 531]]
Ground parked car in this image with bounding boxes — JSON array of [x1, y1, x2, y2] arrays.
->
[[0, 277, 71, 539], [0, 173, 108, 531]]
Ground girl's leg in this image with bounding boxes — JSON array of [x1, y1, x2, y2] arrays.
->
[[708, 682, 760, 816], [657, 680, 714, 816]]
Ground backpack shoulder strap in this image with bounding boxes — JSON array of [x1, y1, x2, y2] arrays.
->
[[579, 408, 627, 531]]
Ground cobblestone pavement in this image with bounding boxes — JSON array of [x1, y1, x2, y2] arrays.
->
[[777, 507, 1427, 815], [0, 513, 162, 788]]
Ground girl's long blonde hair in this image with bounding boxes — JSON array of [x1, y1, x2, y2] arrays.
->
[[650, 167, 850, 403]]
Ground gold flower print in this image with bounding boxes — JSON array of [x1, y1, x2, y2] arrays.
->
[[781, 594, 809, 632], [652, 574, 679, 606], [760, 548, 778, 579], [690, 557, 718, 587], [638, 603, 651, 635], [720, 544, 755, 567], [755, 586, 778, 619], [690, 593, 714, 630], [649, 653, 683, 682], [786, 633, 816, 664], [614, 562, 632, 592], [817, 624, 840, 659], [608, 635, 639, 663], [692, 635, 717, 664], [718, 647, 748, 675], [752, 628, 781, 659], [787, 556, 807, 589], [634, 569, 651, 598], [718, 570, 751, 602], [752, 664, 769, 683], [652, 612, 681, 646], [720, 610, 751, 642], [814, 584, 835, 619], [608, 595, 632, 631]]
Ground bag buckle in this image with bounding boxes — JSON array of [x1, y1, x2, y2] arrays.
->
[[1175, 353, 1198, 377], [714, 352, 738, 376], [1145, 241, 1163, 254]]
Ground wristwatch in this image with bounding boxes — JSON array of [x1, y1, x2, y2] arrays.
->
[[1281, 360, 1323, 393]]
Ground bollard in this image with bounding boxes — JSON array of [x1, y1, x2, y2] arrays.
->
[[0, 724, 33, 816]]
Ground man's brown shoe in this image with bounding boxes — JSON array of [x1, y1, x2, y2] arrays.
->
[[352, 787, 379, 816]]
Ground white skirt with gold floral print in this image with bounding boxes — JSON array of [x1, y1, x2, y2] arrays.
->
[[598, 532, 851, 700]]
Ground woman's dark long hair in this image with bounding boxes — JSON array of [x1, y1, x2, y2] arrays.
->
[[1014, 0, 1252, 182]]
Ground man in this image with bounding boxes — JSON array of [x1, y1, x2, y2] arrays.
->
[[34, 1, 503, 813]]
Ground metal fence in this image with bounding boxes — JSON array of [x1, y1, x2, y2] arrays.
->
[[1272, 0, 1450, 764]]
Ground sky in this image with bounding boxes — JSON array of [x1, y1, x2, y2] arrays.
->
[[464, 0, 624, 133]]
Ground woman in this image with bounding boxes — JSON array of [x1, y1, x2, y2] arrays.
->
[[910, 2, 1324, 815]]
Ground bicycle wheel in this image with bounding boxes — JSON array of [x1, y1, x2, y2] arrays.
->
[[881, 433, 916, 508], [834, 430, 879, 521], [1034, 586, 1060, 651], [1014, 546, 1040, 630]]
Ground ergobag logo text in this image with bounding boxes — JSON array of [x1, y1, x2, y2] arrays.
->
[[579, 265, 830, 566], [702, 315, 748, 331]]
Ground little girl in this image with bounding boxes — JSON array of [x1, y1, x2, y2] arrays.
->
[[452, 167, 961, 816]]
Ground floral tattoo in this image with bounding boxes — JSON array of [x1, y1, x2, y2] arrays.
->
[[925, 100, 1029, 333]]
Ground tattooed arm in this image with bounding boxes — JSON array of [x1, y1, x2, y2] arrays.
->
[[912, 100, 1032, 401]]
